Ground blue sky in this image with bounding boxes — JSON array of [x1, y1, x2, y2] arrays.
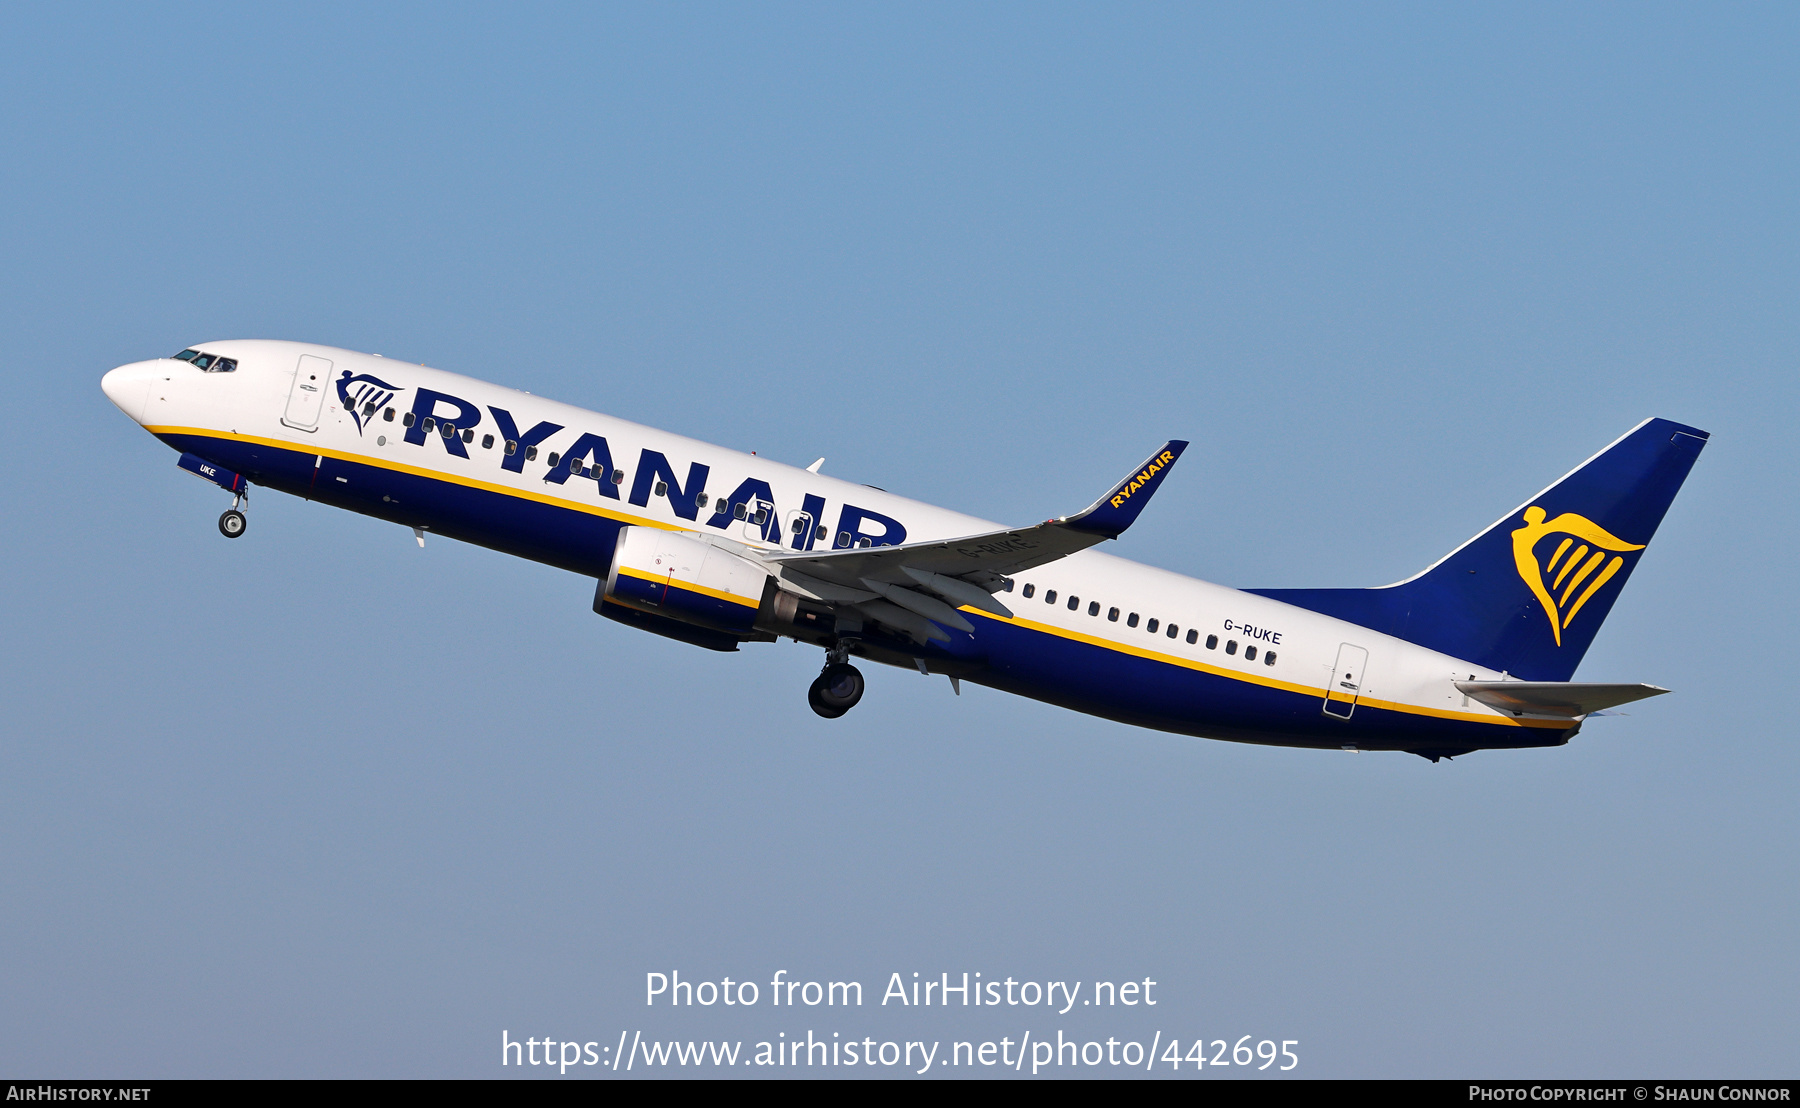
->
[[1, 2, 1795, 1077]]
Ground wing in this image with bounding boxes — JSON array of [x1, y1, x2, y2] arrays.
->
[[762, 440, 1187, 642]]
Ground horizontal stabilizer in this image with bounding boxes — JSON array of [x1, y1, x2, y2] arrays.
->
[[1455, 681, 1668, 718]]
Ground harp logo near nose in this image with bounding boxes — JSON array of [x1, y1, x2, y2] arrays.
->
[[335, 371, 403, 435]]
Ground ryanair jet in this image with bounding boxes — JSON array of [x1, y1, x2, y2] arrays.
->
[[102, 341, 1708, 761]]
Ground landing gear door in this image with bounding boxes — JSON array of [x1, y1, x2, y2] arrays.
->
[[282, 354, 334, 431], [1322, 643, 1370, 720]]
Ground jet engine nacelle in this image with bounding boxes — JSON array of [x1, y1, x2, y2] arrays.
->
[[604, 525, 783, 637]]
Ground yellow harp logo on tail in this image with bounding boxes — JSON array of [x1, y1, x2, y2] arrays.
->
[[1510, 506, 1645, 647]]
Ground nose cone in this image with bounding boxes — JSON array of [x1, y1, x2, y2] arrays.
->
[[101, 360, 163, 424]]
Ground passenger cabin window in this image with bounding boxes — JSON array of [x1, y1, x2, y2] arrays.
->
[[1045, 590, 1057, 604], [1186, 629, 1198, 644], [1088, 601, 1099, 616], [836, 531, 851, 548], [402, 412, 415, 427], [423, 417, 436, 432], [1245, 646, 1258, 661], [1264, 652, 1277, 666], [546, 452, 560, 467], [696, 493, 709, 507], [384, 408, 395, 422], [1001, 579, 1014, 592], [1167, 623, 1178, 638], [1206, 634, 1218, 649], [1127, 613, 1139, 628], [462, 429, 474, 443], [1067, 595, 1079, 611], [1146, 618, 1159, 634], [612, 469, 625, 485], [481, 434, 494, 449], [1108, 607, 1119, 622], [1225, 640, 1238, 655], [1022, 584, 1036, 599], [656, 481, 669, 498], [505, 440, 517, 454], [733, 502, 747, 520], [525, 446, 538, 461]]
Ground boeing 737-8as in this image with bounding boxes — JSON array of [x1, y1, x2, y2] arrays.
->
[[102, 341, 1707, 761]]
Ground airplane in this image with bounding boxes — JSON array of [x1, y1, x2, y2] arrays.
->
[[101, 340, 1708, 761]]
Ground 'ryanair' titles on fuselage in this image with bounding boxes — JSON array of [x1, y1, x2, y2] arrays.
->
[[377, 380, 908, 551]]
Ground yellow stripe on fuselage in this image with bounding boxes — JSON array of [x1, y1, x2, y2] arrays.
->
[[148, 425, 685, 533], [958, 609, 1568, 730]]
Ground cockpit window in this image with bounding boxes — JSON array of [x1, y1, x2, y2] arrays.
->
[[173, 349, 236, 372]]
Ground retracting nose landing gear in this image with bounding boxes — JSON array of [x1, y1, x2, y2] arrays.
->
[[218, 490, 248, 538], [808, 641, 865, 719], [175, 453, 251, 538]]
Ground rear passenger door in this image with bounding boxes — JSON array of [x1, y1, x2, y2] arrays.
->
[[1322, 643, 1370, 719]]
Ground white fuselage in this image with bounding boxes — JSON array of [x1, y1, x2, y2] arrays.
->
[[103, 340, 1570, 750]]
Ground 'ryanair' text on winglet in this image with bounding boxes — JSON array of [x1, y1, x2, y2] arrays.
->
[[1060, 440, 1189, 540]]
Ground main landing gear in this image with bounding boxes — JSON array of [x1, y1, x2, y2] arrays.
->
[[808, 641, 865, 719], [218, 490, 248, 538]]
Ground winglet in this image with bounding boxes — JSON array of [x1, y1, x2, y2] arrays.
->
[[1061, 440, 1189, 539]]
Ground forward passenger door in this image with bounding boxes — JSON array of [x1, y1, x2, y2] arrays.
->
[[281, 354, 333, 431]]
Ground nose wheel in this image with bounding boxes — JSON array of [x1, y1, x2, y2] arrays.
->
[[218, 491, 248, 538], [808, 662, 865, 719]]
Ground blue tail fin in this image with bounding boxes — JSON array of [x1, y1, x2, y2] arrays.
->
[[1249, 418, 1709, 681]]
